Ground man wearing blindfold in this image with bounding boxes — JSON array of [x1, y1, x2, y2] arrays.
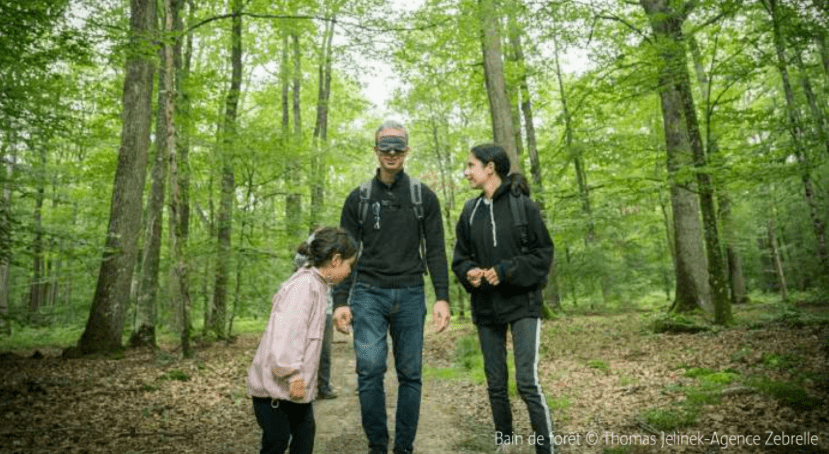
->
[[332, 120, 452, 454]]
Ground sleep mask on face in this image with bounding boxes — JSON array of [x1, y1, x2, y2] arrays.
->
[[376, 136, 408, 152]]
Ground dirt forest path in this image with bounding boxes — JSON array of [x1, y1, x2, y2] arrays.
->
[[311, 329, 470, 453], [0, 322, 502, 454], [6, 309, 826, 453]]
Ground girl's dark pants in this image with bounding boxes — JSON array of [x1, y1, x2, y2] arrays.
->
[[252, 397, 315, 454], [477, 317, 554, 454]]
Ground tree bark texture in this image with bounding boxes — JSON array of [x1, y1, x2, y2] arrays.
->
[[28, 147, 46, 318], [768, 215, 788, 302], [310, 17, 334, 231], [478, 0, 519, 172], [75, 0, 157, 355], [640, 0, 711, 315], [672, 41, 731, 324], [0, 146, 14, 334], [513, 27, 542, 196], [286, 32, 303, 242], [166, 0, 191, 357], [688, 35, 747, 306], [765, 0, 829, 279], [210, 0, 242, 339], [132, 23, 175, 348]]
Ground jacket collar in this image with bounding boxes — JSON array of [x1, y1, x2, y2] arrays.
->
[[374, 168, 407, 189], [482, 180, 511, 202]]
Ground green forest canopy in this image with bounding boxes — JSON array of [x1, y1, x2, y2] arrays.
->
[[1, 0, 827, 346]]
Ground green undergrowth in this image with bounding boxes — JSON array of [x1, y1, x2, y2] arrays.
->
[[424, 331, 520, 397], [644, 366, 741, 431], [746, 375, 817, 411]]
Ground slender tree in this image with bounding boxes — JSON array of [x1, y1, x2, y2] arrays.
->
[[209, 0, 243, 340], [310, 13, 336, 231], [479, 0, 520, 171], [286, 32, 303, 242], [639, 0, 714, 316], [762, 0, 829, 279], [71, 0, 157, 355], [0, 143, 14, 335], [132, 6, 177, 347]]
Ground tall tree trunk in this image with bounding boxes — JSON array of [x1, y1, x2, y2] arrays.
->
[[764, 0, 829, 278], [665, 28, 732, 324], [72, 0, 157, 356], [171, 0, 193, 357], [688, 35, 747, 305], [281, 30, 290, 138], [28, 146, 46, 320], [678, 80, 731, 324], [311, 16, 335, 231], [0, 143, 14, 335], [132, 21, 175, 348], [210, 0, 242, 340], [286, 32, 303, 242], [478, 0, 519, 171], [428, 115, 460, 316], [513, 27, 542, 197], [768, 213, 788, 302], [639, 0, 711, 315]]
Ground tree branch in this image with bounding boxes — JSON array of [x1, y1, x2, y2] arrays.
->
[[187, 12, 448, 34]]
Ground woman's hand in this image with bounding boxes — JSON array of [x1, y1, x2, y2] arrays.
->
[[482, 268, 500, 286]]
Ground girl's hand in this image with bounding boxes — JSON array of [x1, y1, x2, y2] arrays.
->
[[289, 378, 306, 400], [466, 268, 484, 287]]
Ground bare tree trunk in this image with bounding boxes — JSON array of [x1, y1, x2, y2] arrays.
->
[[310, 16, 335, 231], [0, 144, 14, 335], [668, 32, 731, 325], [170, 0, 193, 357], [71, 0, 157, 356], [285, 32, 303, 242], [28, 147, 46, 321], [478, 0, 519, 171], [132, 16, 175, 348], [513, 27, 541, 195], [210, 0, 242, 340], [768, 214, 788, 302], [428, 115, 460, 317], [764, 0, 829, 278], [639, 0, 711, 315], [281, 30, 290, 138], [688, 35, 747, 306]]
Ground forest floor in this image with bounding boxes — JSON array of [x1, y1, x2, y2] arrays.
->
[[1, 303, 828, 454]]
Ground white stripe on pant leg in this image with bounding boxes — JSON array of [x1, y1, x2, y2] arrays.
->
[[533, 318, 554, 451]]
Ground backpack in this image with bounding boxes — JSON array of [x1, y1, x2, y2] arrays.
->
[[357, 177, 428, 274], [462, 191, 530, 254]]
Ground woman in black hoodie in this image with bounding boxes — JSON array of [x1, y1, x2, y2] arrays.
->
[[452, 143, 555, 454]]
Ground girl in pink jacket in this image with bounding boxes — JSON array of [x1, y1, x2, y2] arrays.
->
[[247, 227, 358, 454]]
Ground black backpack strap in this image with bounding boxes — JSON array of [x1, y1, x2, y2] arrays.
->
[[510, 193, 530, 254], [461, 198, 479, 260], [409, 177, 423, 221], [358, 179, 381, 234], [409, 177, 428, 275]]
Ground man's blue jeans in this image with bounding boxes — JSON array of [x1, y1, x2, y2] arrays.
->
[[478, 318, 554, 454], [350, 282, 426, 452]]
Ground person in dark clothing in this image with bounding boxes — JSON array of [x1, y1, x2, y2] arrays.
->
[[332, 120, 451, 454], [452, 144, 555, 454]]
